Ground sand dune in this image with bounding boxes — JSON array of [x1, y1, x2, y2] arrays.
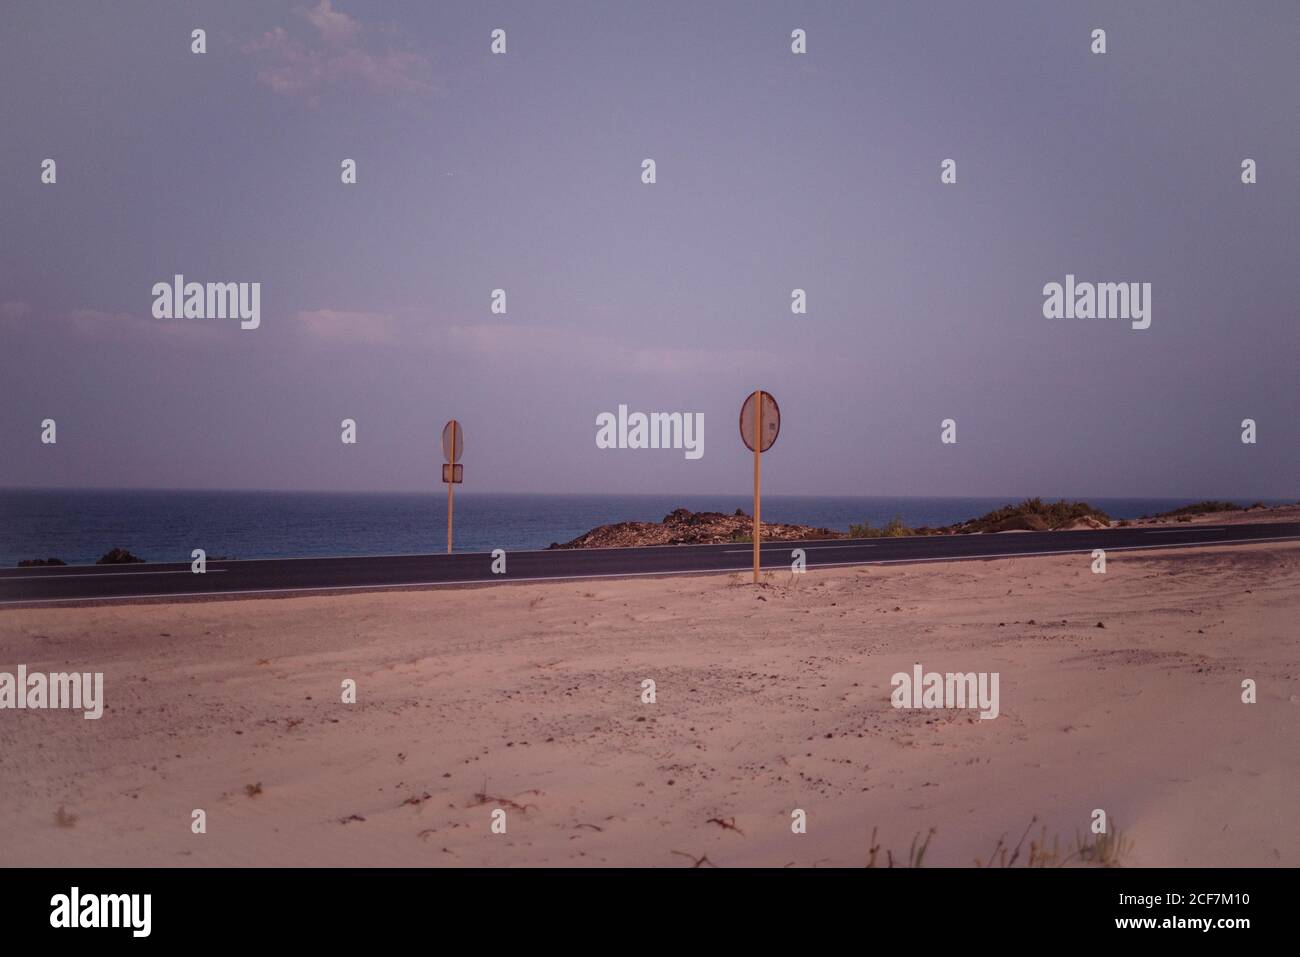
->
[[1, 541, 1296, 867]]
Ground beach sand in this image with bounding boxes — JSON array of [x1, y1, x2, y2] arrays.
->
[[1127, 502, 1300, 527], [1, 539, 1297, 867]]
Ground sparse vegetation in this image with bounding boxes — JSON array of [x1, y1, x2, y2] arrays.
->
[[864, 825, 936, 867], [1075, 824, 1135, 867], [858, 817, 1135, 868], [1151, 500, 1240, 519], [671, 850, 718, 868], [470, 779, 540, 813], [976, 816, 1133, 867], [951, 498, 1110, 533], [849, 516, 913, 538], [706, 816, 745, 835]]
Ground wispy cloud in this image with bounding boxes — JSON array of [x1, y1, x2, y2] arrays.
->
[[304, 0, 361, 45], [243, 1, 433, 103], [65, 308, 221, 342], [0, 301, 31, 328], [442, 323, 785, 378], [296, 309, 398, 344]]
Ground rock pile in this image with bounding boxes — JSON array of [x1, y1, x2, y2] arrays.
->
[[549, 508, 845, 549]]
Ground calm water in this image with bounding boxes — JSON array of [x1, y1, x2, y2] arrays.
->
[[0, 489, 1284, 567]]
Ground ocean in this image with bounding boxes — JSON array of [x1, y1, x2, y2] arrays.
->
[[0, 489, 1284, 567]]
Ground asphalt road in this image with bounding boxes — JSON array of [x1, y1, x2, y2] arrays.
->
[[2, 521, 1297, 606]]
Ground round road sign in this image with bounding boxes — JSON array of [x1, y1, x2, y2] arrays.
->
[[739, 391, 780, 452], [441, 420, 464, 463]]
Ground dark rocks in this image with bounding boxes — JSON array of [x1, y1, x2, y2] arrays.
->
[[17, 557, 66, 567], [550, 508, 846, 549], [96, 548, 145, 565]]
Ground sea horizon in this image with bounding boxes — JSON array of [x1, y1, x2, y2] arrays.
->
[[2, 487, 1291, 567]]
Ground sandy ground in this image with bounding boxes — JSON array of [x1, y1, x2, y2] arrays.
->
[[1127, 502, 1300, 527], [1, 540, 1297, 868]]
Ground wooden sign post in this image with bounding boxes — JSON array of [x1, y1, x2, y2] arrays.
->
[[441, 420, 464, 554], [753, 400, 761, 582], [739, 391, 780, 584]]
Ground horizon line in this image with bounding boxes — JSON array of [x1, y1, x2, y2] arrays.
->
[[1, 485, 1294, 503]]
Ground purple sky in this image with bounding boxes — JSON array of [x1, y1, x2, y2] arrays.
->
[[2, 1, 1296, 498]]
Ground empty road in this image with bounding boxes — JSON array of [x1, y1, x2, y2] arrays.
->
[[2, 521, 1297, 607]]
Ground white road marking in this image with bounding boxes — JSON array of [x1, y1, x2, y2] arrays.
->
[[0, 569, 227, 580], [722, 543, 878, 553]]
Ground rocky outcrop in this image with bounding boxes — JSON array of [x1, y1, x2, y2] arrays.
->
[[553, 498, 1116, 548], [17, 557, 66, 567], [96, 548, 145, 565], [549, 508, 845, 549]]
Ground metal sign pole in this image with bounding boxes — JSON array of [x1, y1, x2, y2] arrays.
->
[[447, 420, 456, 554], [753, 392, 761, 584], [738, 390, 779, 587]]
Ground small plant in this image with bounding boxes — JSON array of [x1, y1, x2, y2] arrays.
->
[[905, 827, 936, 867], [976, 816, 1040, 867], [1075, 825, 1134, 867], [976, 816, 1134, 867], [865, 825, 935, 867]]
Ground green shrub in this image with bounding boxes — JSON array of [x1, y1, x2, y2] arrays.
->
[[953, 498, 1110, 533], [849, 516, 913, 538]]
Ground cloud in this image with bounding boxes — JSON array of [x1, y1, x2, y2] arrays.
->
[[442, 323, 784, 378], [243, 2, 433, 102], [0, 301, 31, 328], [0, 306, 223, 345], [305, 0, 360, 45], [296, 309, 398, 344], [65, 308, 221, 342]]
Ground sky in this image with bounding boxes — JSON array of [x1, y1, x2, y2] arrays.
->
[[1, 0, 1296, 498]]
